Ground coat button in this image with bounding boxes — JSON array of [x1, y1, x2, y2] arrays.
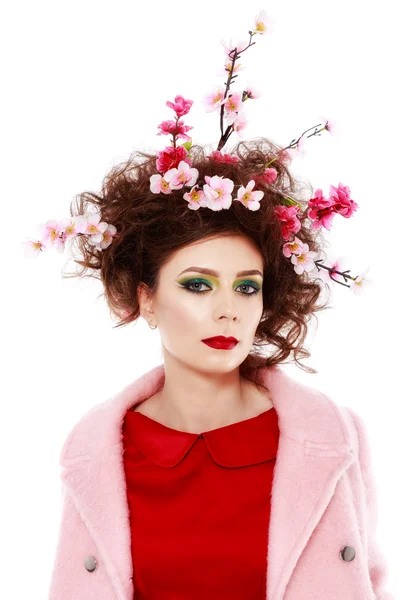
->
[[340, 545, 356, 561], [84, 555, 97, 572]]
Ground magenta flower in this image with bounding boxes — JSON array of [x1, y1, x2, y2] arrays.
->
[[260, 167, 278, 183], [274, 205, 302, 241], [307, 189, 337, 231], [166, 95, 194, 117], [156, 120, 193, 141], [329, 182, 358, 218], [156, 146, 192, 174], [208, 150, 239, 164]]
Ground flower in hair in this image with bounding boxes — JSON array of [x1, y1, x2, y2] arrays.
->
[[165, 95, 193, 117], [23, 8, 371, 295], [183, 186, 208, 211], [149, 174, 172, 195], [208, 150, 239, 164], [235, 180, 265, 211], [156, 146, 192, 174], [156, 120, 193, 141], [274, 205, 302, 241], [202, 175, 235, 210], [290, 243, 319, 275], [162, 161, 199, 190]]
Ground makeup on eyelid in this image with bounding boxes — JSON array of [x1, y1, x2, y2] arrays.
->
[[176, 276, 262, 295]]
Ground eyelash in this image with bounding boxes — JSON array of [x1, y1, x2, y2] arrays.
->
[[181, 279, 260, 297]]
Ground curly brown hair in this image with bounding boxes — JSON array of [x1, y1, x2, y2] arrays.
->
[[62, 137, 333, 375]]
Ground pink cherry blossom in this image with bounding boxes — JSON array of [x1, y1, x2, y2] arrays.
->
[[165, 95, 193, 117], [36, 219, 64, 249], [245, 81, 262, 99], [224, 93, 243, 123], [150, 173, 172, 194], [83, 213, 111, 246], [59, 215, 89, 241], [203, 86, 227, 113], [203, 175, 234, 211], [220, 38, 248, 57], [87, 221, 117, 250], [254, 10, 276, 35], [234, 179, 264, 211], [163, 160, 199, 189], [290, 243, 318, 275], [183, 186, 208, 211], [22, 239, 46, 257], [351, 267, 372, 296], [318, 114, 339, 136], [156, 120, 193, 141], [274, 205, 302, 241], [217, 59, 245, 77], [282, 236, 305, 258], [231, 111, 248, 136]]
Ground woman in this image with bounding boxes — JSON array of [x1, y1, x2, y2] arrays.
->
[[45, 138, 393, 598], [26, 10, 393, 600]]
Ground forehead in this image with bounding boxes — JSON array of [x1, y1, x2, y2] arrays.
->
[[163, 235, 263, 275]]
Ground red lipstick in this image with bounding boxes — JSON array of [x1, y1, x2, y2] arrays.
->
[[201, 336, 239, 350]]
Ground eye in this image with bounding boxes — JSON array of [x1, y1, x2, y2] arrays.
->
[[181, 279, 260, 296]]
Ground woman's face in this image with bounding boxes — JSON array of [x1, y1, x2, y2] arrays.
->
[[139, 234, 265, 372]]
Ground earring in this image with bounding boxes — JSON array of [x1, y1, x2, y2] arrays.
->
[[148, 322, 157, 330]]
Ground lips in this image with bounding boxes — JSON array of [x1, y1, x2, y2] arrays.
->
[[202, 336, 239, 350]]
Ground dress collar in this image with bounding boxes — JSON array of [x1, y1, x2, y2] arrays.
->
[[123, 407, 279, 468]]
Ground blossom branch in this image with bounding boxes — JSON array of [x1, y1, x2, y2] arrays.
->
[[218, 31, 257, 150], [314, 260, 357, 288]]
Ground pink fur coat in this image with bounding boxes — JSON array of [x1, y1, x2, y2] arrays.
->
[[47, 363, 394, 599]]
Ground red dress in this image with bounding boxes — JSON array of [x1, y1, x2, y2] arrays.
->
[[122, 404, 280, 599]]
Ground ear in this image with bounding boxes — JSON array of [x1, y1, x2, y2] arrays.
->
[[137, 282, 156, 323]]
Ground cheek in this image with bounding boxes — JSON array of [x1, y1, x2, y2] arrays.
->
[[161, 296, 207, 331]]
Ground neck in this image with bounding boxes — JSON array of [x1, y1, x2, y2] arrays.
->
[[153, 354, 256, 434]]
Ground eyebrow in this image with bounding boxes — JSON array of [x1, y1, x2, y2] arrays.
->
[[178, 267, 263, 278]]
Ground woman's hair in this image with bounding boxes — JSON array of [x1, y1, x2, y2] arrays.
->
[[63, 137, 333, 375]]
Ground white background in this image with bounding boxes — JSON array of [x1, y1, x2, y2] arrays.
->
[[1, 0, 399, 597]]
